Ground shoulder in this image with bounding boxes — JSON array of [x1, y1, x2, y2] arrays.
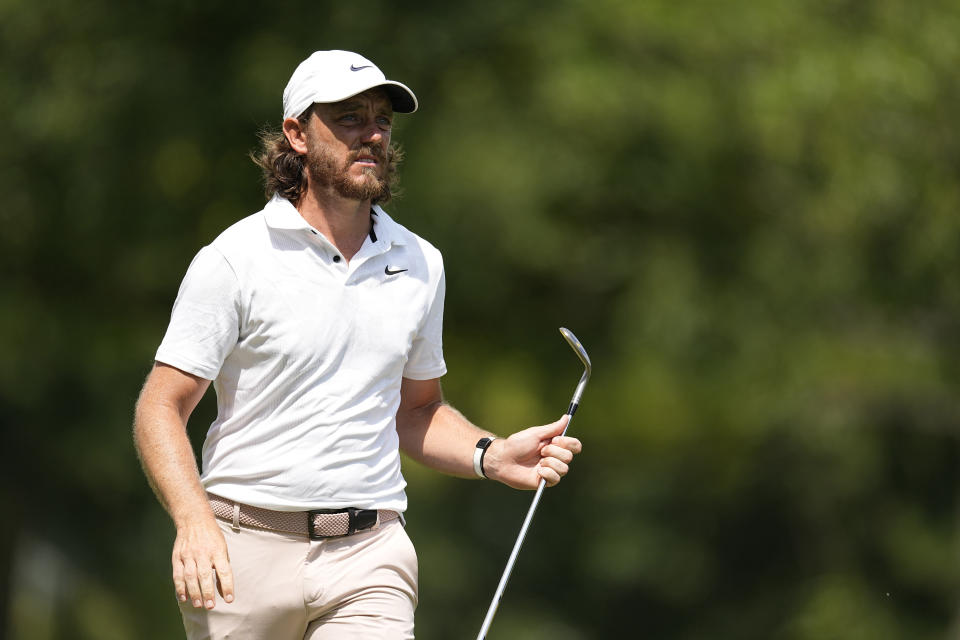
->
[[208, 206, 271, 267], [211, 209, 267, 250]]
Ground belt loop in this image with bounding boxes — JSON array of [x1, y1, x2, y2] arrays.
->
[[231, 503, 241, 532]]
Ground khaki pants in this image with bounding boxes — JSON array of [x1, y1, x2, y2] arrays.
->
[[179, 517, 418, 639]]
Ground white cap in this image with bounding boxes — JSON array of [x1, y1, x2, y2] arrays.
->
[[282, 50, 418, 120]]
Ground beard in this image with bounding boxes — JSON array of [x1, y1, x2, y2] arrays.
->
[[305, 142, 391, 203]]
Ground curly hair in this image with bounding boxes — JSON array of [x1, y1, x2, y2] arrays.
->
[[250, 107, 403, 206]]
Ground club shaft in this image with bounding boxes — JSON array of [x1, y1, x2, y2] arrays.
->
[[475, 409, 577, 640]]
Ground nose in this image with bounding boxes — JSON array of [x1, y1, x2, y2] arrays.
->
[[361, 125, 384, 145]]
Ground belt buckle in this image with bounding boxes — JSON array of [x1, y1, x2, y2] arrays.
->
[[348, 507, 378, 535], [306, 508, 378, 539]]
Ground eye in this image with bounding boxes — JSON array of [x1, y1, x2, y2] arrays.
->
[[377, 116, 392, 129], [339, 113, 360, 123]]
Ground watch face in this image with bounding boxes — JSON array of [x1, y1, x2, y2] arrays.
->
[[477, 437, 493, 449]]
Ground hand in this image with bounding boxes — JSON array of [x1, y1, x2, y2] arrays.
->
[[172, 517, 235, 609], [486, 416, 583, 489]]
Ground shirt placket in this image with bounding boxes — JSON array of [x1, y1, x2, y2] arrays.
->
[[306, 229, 350, 279]]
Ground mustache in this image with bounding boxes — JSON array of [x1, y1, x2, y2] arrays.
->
[[348, 145, 386, 162]]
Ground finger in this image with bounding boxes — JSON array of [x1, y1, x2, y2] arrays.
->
[[545, 455, 570, 475], [550, 436, 583, 454], [537, 463, 563, 487], [541, 443, 574, 464], [172, 554, 187, 603], [182, 558, 204, 608], [213, 554, 235, 604], [533, 416, 569, 441], [198, 565, 218, 609]]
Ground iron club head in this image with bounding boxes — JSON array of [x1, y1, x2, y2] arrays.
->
[[559, 327, 591, 414], [559, 327, 591, 377]]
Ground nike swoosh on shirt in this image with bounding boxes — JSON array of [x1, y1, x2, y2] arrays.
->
[[384, 266, 408, 275], [351, 64, 373, 71]]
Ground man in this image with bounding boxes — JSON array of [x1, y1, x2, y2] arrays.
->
[[134, 50, 582, 640]]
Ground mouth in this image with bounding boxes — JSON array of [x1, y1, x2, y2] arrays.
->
[[353, 155, 378, 167], [351, 146, 384, 169]]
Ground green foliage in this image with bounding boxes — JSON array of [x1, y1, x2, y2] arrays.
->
[[3, 0, 960, 638]]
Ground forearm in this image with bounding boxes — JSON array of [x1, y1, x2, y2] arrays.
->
[[395, 376, 580, 490], [134, 364, 234, 608], [396, 401, 495, 478], [134, 394, 214, 527]]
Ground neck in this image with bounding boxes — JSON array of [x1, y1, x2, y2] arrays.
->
[[296, 185, 372, 262]]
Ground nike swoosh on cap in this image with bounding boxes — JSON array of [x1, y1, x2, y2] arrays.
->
[[350, 64, 373, 71], [384, 266, 408, 275]]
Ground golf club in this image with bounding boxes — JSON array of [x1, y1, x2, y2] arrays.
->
[[475, 327, 592, 640]]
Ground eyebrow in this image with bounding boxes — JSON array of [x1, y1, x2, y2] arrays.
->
[[334, 101, 365, 112], [331, 99, 393, 116]]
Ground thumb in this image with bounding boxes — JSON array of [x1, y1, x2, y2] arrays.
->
[[537, 415, 569, 440]]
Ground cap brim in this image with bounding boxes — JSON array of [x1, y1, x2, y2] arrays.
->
[[380, 82, 418, 113]]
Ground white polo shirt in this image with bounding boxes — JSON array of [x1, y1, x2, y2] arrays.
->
[[155, 195, 447, 512]]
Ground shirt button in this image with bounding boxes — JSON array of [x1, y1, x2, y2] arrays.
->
[[333, 255, 341, 263]]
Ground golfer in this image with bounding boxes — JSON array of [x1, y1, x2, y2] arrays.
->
[[133, 50, 582, 639]]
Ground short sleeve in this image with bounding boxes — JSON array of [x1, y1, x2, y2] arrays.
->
[[403, 267, 447, 380], [155, 245, 241, 380]]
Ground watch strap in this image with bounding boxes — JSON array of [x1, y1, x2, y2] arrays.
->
[[473, 437, 498, 479]]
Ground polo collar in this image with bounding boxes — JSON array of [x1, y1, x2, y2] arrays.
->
[[263, 195, 407, 247], [370, 204, 407, 248], [263, 194, 313, 231]]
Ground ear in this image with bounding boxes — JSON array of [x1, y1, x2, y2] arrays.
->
[[282, 117, 309, 155]]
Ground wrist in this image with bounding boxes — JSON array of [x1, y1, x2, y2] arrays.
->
[[473, 436, 498, 479], [170, 495, 218, 530]]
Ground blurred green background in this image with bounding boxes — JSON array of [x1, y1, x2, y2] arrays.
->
[[3, 0, 960, 638]]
